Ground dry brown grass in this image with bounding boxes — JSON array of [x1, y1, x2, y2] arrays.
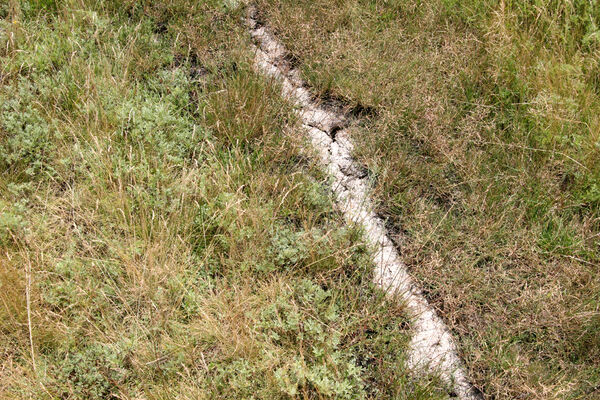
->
[[256, 0, 600, 398]]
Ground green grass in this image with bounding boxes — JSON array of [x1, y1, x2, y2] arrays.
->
[[0, 1, 451, 399], [255, 0, 600, 398]]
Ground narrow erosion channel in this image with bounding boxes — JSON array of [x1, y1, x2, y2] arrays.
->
[[245, 7, 483, 400]]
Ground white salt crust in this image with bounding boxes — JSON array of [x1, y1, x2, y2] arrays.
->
[[247, 10, 482, 400]]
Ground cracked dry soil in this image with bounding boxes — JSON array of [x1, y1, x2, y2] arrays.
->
[[246, 8, 484, 400]]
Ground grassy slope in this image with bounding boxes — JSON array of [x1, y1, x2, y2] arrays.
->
[[0, 1, 450, 399], [256, 0, 600, 399]]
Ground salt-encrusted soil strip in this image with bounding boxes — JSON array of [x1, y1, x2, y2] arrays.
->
[[246, 8, 482, 400]]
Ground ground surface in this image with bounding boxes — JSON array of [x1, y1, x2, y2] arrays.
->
[[1, 1, 599, 399]]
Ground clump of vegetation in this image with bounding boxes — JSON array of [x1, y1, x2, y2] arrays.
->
[[256, 0, 600, 398], [0, 1, 450, 399]]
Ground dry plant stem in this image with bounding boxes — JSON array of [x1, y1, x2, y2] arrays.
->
[[246, 9, 482, 400], [26, 259, 36, 372]]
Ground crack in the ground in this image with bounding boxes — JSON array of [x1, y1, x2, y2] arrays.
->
[[246, 7, 483, 400]]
